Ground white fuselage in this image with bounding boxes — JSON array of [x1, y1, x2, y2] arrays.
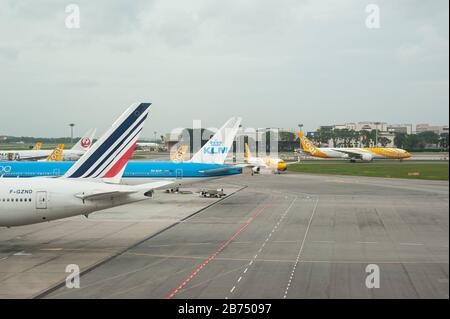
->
[[247, 156, 287, 173], [0, 178, 149, 227], [306, 147, 411, 160], [0, 150, 84, 162]]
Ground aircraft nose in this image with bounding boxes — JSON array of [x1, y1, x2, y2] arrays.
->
[[278, 162, 287, 171], [404, 151, 412, 158]]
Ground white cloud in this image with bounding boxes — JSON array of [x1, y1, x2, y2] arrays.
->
[[0, 0, 448, 137]]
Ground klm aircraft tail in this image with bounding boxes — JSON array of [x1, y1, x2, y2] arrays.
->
[[189, 117, 242, 165], [71, 128, 97, 152], [63, 103, 151, 183]]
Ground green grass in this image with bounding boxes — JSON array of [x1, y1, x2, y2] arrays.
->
[[288, 160, 449, 180]]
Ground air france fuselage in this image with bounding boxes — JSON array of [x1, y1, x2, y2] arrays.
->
[[0, 178, 153, 226]]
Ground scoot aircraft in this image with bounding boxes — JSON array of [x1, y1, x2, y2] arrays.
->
[[0, 102, 176, 227], [170, 145, 189, 162], [0, 117, 243, 186], [244, 143, 288, 174], [0, 129, 96, 162], [42, 144, 65, 162], [32, 143, 43, 151], [298, 132, 412, 162]]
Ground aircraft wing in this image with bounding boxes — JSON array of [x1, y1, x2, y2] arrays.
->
[[331, 149, 365, 159], [136, 180, 177, 190], [17, 155, 49, 161], [75, 190, 138, 200], [199, 166, 242, 174], [75, 181, 176, 200]]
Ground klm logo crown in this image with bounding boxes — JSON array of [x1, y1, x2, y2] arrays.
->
[[209, 140, 224, 147]]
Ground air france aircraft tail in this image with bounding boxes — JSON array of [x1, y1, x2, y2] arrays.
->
[[71, 128, 97, 152], [189, 117, 242, 165], [63, 103, 151, 183]]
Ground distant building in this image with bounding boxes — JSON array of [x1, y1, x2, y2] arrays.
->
[[415, 124, 449, 135], [387, 124, 413, 135], [334, 122, 387, 132]]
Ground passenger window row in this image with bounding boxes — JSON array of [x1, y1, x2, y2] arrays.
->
[[1, 198, 32, 203]]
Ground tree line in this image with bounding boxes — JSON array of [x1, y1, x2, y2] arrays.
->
[[308, 128, 449, 151], [274, 128, 449, 151]]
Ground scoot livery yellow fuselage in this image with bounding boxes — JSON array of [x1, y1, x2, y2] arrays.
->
[[298, 132, 411, 161]]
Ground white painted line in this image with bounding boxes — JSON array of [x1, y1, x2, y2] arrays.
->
[[13, 251, 32, 256], [226, 196, 299, 300], [284, 196, 319, 299]]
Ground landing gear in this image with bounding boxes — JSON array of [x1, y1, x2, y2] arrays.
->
[[350, 159, 356, 163]]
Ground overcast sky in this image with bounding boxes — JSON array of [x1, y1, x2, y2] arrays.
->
[[0, 0, 448, 138]]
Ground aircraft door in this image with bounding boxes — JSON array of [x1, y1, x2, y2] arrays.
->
[[36, 191, 48, 209], [176, 169, 183, 180]]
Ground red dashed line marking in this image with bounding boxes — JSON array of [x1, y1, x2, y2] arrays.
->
[[165, 200, 271, 299]]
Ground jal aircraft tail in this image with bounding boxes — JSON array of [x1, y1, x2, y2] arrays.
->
[[189, 117, 242, 165], [45, 144, 65, 162], [71, 128, 97, 152], [63, 103, 151, 183]]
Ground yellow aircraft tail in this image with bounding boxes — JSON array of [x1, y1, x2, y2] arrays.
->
[[32, 142, 43, 151], [297, 132, 325, 157], [171, 145, 189, 162], [46, 144, 65, 162], [244, 143, 252, 163]]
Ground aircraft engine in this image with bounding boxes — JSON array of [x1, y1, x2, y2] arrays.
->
[[361, 153, 374, 162]]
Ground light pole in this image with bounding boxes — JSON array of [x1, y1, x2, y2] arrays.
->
[[374, 122, 381, 147], [154, 131, 157, 143], [69, 123, 75, 144]]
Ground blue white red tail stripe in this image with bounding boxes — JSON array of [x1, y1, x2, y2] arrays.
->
[[63, 103, 151, 179], [86, 116, 146, 178]]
